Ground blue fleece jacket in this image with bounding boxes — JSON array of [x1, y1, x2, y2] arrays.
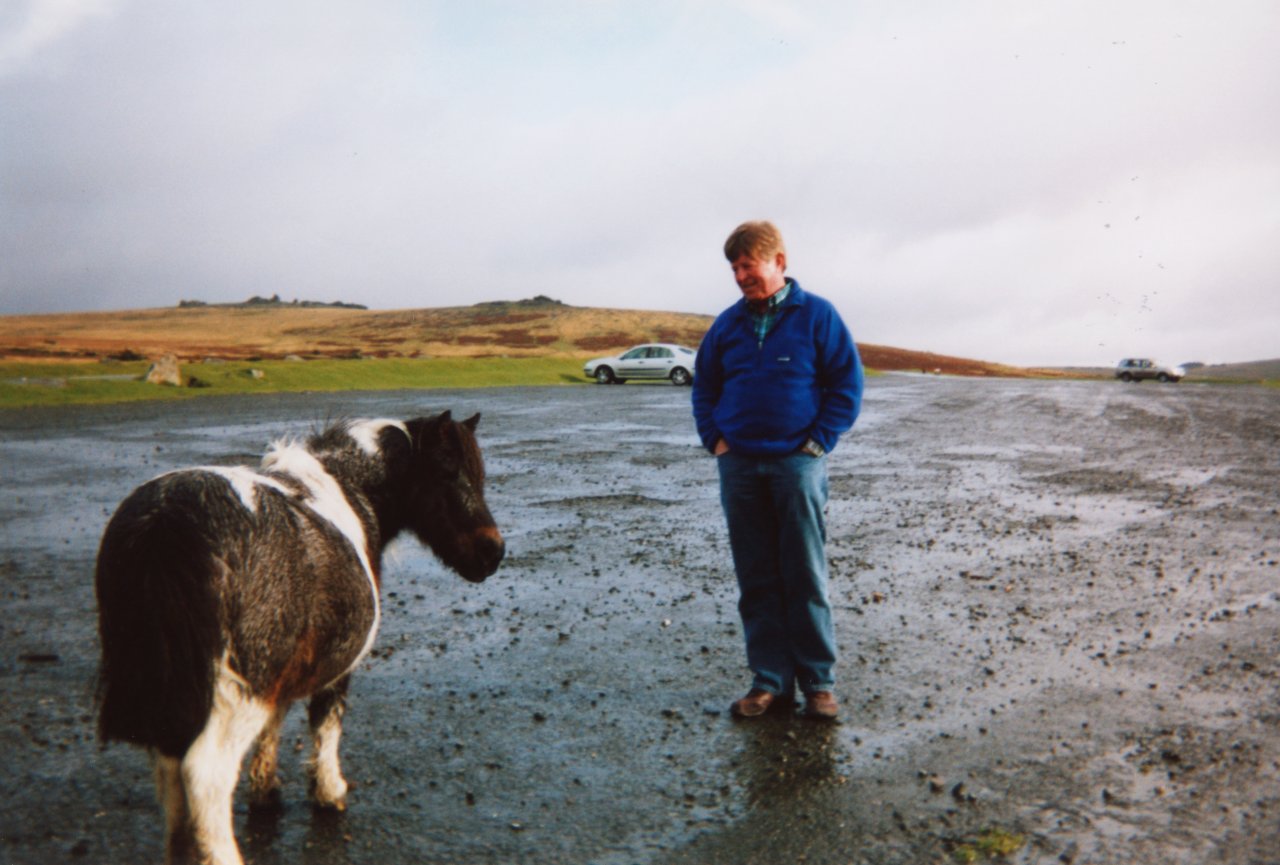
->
[[692, 280, 864, 456]]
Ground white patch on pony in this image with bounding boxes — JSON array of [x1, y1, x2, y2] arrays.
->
[[203, 467, 292, 513], [309, 707, 349, 809], [181, 659, 272, 865], [347, 418, 408, 457], [260, 442, 381, 673]]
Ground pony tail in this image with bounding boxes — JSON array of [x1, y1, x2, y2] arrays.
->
[[96, 503, 225, 758]]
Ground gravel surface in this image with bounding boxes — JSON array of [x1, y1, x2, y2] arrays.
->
[[2, 376, 1279, 864]]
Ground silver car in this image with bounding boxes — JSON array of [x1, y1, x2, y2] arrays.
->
[[1115, 358, 1185, 383], [584, 344, 697, 386]]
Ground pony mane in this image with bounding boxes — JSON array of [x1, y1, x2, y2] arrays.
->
[[298, 418, 409, 460]]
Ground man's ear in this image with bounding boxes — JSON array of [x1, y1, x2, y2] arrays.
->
[[776, 251, 787, 272]]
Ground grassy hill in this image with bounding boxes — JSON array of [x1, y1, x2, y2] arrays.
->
[[0, 297, 1054, 378], [0, 297, 702, 361]]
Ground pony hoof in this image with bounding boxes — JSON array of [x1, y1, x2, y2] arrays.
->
[[313, 797, 348, 813], [309, 778, 349, 812], [248, 787, 285, 813]]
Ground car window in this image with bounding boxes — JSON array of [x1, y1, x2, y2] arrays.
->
[[621, 348, 647, 360], [651, 348, 673, 359]]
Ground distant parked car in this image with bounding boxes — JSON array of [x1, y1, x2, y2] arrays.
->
[[1115, 358, 1185, 383], [584, 344, 697, 386]]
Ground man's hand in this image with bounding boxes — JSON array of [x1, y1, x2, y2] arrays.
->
[[713, 439, 730, 456], [800, 439, 826, 457]]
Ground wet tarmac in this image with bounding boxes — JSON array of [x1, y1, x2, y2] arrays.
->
[[2, 376, 1279, 864]]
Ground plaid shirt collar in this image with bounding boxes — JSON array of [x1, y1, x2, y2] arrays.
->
[[747, 280, 792, 345]]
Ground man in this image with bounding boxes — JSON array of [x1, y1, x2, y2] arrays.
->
[[692, 221, 864, 720]]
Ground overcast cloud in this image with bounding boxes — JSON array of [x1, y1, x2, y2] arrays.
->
[[2, 0, 1277, 366]]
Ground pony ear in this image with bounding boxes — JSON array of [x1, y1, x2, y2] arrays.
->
[[439, 410, 453, 424], [463, 413, 481, 431]]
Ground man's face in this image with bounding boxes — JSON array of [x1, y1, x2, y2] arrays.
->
[[730, 251, 787, 303]]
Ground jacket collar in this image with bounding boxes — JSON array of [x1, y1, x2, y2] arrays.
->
[[730, 278, 805, 319]]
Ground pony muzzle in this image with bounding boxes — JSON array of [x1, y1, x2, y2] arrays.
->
[[460, 525, 505, 582]]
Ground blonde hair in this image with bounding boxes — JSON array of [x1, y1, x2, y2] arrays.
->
[[723, 220, 786, 264]]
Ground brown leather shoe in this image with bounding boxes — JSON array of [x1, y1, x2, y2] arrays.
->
[[730, 689, 782, 718], [805, 690, 839, 719]]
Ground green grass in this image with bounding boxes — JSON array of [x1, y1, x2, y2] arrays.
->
[[0, 357, 590, 408], [951, 828, 1026, 862], [6, 357, 1252, 409]]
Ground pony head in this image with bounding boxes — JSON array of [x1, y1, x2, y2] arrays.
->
[[404, 411, 504, 582]]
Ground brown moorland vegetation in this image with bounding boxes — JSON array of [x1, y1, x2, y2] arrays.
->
[[0, 297, 1065, 377]]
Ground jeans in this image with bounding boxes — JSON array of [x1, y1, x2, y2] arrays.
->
[[717, 451, 835, 698]]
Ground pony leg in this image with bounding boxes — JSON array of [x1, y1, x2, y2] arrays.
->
[[181, 666, 272, 865], [248, 704, 289, 810], [307, 679, 350, 810], [154, 753, 195, 864]]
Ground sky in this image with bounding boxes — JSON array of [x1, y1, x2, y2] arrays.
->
[[1, 0, 1277, 366]]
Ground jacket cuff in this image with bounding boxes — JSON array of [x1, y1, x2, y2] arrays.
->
[[809, 432, 835, 454]]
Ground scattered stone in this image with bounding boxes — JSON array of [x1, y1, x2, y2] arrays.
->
[[144, 354, 181, 386]]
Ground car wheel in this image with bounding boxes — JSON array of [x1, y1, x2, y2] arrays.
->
[[595, 366, 616, 384], [1157, 373, 1170, 382], [1119, 372, 1133, 382], [670, 367, 691, 387]]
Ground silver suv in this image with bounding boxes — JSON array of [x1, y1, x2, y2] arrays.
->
[[1115, 358, 1184, 383]]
